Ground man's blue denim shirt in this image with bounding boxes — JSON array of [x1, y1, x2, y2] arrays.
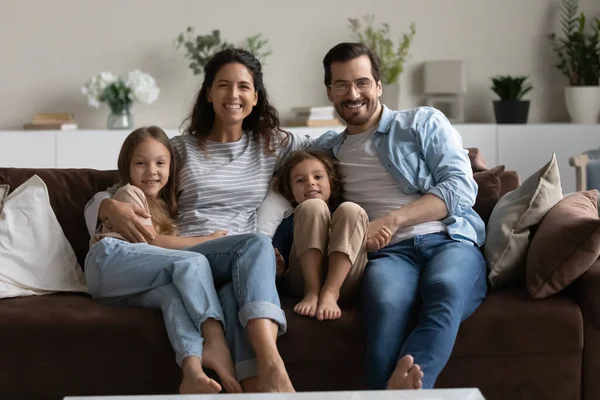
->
[[310, 105, 486, 247]]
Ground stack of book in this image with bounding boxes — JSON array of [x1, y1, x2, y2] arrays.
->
[[23, 113, 78, 130], [285, 106, 342, 127]]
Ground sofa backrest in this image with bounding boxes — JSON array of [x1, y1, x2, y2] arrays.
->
[[0, 168, 119, 266], [0, 148, 519, 268]]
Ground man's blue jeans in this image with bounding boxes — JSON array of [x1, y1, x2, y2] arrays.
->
[[361, 232, 487, 389]]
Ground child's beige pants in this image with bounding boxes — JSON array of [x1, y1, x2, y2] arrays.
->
[[282, 198, 369, 300]]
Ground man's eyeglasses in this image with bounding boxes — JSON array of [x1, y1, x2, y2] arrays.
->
[[328, 78, 373, 96]]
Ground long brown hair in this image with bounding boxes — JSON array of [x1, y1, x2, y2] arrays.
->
[[117, 126, 178, 236], [273, 150, 344, 210], [181, 48, 290, 154]]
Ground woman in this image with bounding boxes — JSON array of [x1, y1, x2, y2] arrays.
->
[[84, 49, 309, 393]]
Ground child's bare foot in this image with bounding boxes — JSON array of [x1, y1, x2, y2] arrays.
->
[[386, 355, 424, 390], [316, 289, 341, 321], [256, 356, 295, 392], [180, 357, 222, 394], [293, 292, 319, 317], [201, 325, 242, 393]]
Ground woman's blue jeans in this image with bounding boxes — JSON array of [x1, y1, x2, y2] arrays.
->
[[85, 233, 285, 381]]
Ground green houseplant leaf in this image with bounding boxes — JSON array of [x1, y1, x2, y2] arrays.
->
[[348, 15, 416, 85], [548, 0, 600, 86], [175, 27, 273, 76], [491, 75, 533, 100]]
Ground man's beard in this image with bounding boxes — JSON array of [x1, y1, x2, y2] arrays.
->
[[335, 99, 374, 126]]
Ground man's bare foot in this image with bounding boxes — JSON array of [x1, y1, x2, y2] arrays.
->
[[316, 289, 341, 321], [293, 292, 319, 317], [180, 357, 222, 394], [387, 355, 424, 390], [256, 357, 295, 392], [202, 331, 242, 393]]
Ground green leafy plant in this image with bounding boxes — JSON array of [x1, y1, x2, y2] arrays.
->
[[548, 0, 600, 86], [491, 75, 533, 100], [175, 27, 272, 76], [348, 14, 416, 85]]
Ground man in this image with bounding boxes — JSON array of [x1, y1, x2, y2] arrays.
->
[[311, 43, 488, 390]]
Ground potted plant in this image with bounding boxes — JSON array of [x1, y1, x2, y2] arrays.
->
[[548, 0, 600, 123], [491, 75, 532, 124], [348, 14, 416, 109], [175, 27, 272, 76], [81, 70, 160, 129]]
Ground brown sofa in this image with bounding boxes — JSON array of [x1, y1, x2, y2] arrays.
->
[[0, 158, 596, 400]]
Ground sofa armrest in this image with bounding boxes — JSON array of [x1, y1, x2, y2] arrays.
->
[[569, 259, 600, 400], [570, 259, 600, 329]]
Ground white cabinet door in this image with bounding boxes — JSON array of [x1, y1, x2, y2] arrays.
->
[[0, 131, 56, 168], [454, 124, 497, 166], [498, 124, 600, 194]]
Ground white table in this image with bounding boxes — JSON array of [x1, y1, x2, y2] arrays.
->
[[64, 388, 485, 400]]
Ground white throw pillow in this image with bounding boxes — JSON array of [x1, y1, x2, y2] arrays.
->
[[256, 186, 294, 238], [0, 175, 87, 299]]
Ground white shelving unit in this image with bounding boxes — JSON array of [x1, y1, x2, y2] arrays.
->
[[1, 124, 599, 194]]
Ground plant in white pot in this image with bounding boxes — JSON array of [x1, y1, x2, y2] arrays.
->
[[548, 0, 600, 123], [491, 75, 533, 124], [348, 14, 416, 110]]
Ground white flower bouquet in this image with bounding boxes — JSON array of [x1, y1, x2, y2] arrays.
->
[[82, 70, 160, 114]]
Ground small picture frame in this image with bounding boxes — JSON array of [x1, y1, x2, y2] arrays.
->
[[0, 184, 9, 215]]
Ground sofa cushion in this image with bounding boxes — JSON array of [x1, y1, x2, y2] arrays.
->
[[0, 168, 119, 267], [485, 153, 563, 289], [526, 190, 600, 299], [473, 165, 505, 224], [467, 148, 488, 172]]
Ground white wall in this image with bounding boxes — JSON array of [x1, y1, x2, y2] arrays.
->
[[1, 0, 599, 130]]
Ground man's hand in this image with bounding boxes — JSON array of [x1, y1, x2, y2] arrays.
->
[[100, 198, 155, 243], [366, 226, 393, 252], [274, 248, 287, 277]]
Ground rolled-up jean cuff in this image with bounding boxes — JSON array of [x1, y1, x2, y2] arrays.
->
[[236, 358, 258, 382], [239, 301, 287, 335], [176, 350, 203, 367]]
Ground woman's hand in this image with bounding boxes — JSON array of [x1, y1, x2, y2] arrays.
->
[[99, 198, 155, 243], [366, 226, 393, 252]]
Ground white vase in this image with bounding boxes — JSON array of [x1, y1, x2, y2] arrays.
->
[[380, 83, 401, 110], [564, 86, 600, 124]]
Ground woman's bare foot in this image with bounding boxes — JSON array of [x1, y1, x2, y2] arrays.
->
[[256, 356, 295, 392], [201, 321, 242, 393], [386, 355, 424, 390], [293, 292, 319, 317], [180, 356, 222, 394], [316, 289, 341, 321]]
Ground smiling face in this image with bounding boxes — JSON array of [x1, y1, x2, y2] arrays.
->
[[289, 158, 332, 205], [129, 138, 171, 198], [327, 55, 382, 134], [207, 62, 258, 128]]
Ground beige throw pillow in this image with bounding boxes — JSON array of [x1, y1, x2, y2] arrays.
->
[[485, 153, 563, 289]]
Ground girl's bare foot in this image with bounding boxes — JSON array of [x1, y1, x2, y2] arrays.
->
[[180, 356, 222, 394], [293, 292, 319, 317], [316, 289, 341, 321], [201, 321, 242, 393], [256, 356, 295, 392], [386, 355, 424, 390]]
